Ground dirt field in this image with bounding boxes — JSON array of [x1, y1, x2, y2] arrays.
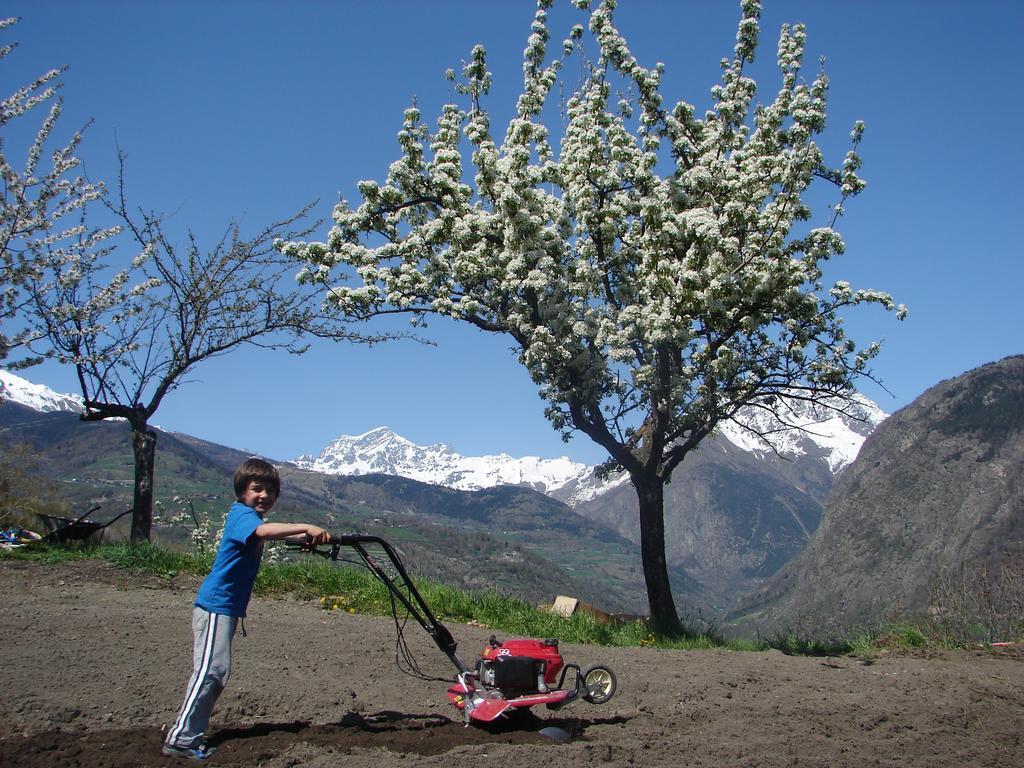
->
[[1, 558, 1022, 767]]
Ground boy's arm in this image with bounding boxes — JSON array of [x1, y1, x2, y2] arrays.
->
[[254, 522, 330, 544]]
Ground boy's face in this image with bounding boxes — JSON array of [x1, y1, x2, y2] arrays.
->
[[241, 480, 277, 515]]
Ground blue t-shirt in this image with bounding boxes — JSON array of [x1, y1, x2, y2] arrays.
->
[[195, 502, 264, 617]]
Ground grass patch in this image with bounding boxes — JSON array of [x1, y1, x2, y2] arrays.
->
[[765, 633, 853, 657], [2, 541, 739, 649], [7, 542, 991, 656], [764, 618, 972, 662], [1, 539, 99, 564], [101, 541, 212, 577], [846, 621, 957, 660]]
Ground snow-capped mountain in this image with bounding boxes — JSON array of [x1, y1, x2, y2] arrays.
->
[[295, 394, 886, 503], [0, 369, 83, 414], [293, 426, 591, 494], [558, 394, 887, 505], [718, 393, 887, 473], [3, 365, 885, 505]]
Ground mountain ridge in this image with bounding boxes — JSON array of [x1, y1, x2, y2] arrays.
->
[[0, 367, 891, 620], [0, 370, 84, 414], [0, 398, 660, 614], [294, 426, 590, 495], [1, 369, 887, 503], [293, 398, 888, 505], [729, 355, 1024, 636]]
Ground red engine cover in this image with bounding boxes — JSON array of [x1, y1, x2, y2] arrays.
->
[[481, 638, 564, 684]]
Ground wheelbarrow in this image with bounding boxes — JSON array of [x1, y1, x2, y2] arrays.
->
[[36, 506, 133, 544]]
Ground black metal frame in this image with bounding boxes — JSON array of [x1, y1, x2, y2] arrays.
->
[[292, 534, 470, 674], [37, 506, 133, 544], [291, 534, 617, 711]]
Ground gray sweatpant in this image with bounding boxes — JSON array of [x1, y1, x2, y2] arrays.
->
[[165, 607, 237, 749]]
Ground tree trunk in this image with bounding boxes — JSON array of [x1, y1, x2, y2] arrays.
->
[[130, 425, 157, 544], [632, 472, 683, 635]]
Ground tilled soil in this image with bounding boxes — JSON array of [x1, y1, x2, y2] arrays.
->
[[1, 558, 1022, 767]]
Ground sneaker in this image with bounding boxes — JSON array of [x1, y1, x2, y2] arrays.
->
[[162, 742, 216, 760]]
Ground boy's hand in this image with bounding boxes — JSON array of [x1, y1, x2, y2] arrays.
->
[[306, 526, 330, 546]]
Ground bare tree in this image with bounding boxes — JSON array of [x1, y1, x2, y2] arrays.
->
[[0, 441, 65, 528], [27, 154, 395, 543]]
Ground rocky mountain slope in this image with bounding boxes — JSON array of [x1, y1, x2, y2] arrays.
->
[[731, 355, 1024, 636]]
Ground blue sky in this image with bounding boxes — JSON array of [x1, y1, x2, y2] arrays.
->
[[4, 1, 1021, 465]]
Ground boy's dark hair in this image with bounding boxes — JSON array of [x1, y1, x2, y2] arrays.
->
[[233, 457, 281, 501]]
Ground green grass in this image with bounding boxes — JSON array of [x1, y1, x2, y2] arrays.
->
[[103, 541, 212, 578], [844, 621, 953, 661], [2, 541, 735, 649], [764, 633, 853, 657], [4, 542, 1002, 655], [764, 618, 968, 661]]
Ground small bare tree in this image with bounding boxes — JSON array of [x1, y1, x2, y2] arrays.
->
[[0, 441, 66, 528], [4, 16, 395, 544], [930, 556, 1024, 645], [25, 155, 395, 543]]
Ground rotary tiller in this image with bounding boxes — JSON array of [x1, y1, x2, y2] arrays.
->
[[294, 534, 617, 723]]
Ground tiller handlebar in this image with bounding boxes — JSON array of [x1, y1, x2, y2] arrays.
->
[[290, 533, 469, 674], [290, 532, 617, 723]]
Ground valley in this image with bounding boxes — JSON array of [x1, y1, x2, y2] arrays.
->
[[4, 357, 1024, 639]]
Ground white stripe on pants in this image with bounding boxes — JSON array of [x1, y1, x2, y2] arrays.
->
[[165, 607, 237, 749]]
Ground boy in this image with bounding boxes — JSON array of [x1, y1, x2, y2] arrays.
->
[[162, 457, 330, 760]]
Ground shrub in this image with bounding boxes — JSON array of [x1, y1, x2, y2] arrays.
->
[[930, 556, 1024, 644]]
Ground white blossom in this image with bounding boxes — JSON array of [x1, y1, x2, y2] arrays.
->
[[283, 0, 903, 629]]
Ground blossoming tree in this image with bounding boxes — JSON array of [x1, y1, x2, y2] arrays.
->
[[0, 17, 118, 369], [284, 0, 905, 633]]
